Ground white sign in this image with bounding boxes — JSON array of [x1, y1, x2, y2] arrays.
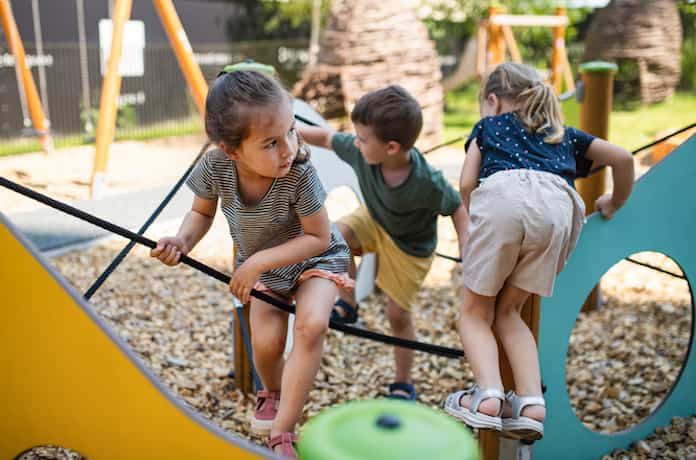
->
[[99, 19, 145, 77]]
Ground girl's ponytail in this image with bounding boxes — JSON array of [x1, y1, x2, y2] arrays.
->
[[515, 80, 564, 144], [482, 62, 565, 144]]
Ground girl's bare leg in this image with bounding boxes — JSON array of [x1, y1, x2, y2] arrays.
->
[[249, 293, 289, 391], [493, 283, 545, 422], [457, 286, 502, 416], [271, 277, 336, 436]]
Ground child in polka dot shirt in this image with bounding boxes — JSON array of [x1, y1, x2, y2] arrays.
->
[[443, 62, 634, 441]]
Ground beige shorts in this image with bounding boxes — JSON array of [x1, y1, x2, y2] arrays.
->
[[460, 169, 586, 297], [339, 205, 433, 310]]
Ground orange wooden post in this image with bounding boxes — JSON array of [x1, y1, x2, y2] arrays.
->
[[152, 0, 208, 116], [576, 61, 617, 312], [479, 296, 540, 460], [232, 246, 254, 395], [90, 0, 132, 197], [0, 0, 52, 154], [550, 7, 567, 94], [486, 6, 506, 71]]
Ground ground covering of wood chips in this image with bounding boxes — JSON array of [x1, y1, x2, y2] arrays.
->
[[6, 138, 694, 459], [20, 214, 696, 460]]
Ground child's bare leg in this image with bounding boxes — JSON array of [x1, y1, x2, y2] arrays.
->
[[271, 277, 336, 436], [250, 294, 289, 391], [335, 222, 360, 309], [458, 286, 502, 416], [493, 283, 545, 422], [386, 297, 415, 389]]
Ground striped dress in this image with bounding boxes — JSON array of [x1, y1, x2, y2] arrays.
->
[[186, 149, 351, 297]]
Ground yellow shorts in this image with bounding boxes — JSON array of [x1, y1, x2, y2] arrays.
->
[[339, 205, 433, 310]]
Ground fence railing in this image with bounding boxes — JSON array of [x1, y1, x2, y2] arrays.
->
[[0, 38, 309, 156]]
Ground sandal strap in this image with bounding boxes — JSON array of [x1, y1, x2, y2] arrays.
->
[[267, 432, 297, 449], [388, 382, 417, 400], [332, 299, 359, 322], [257, 390, 281, 399], [256, 390, 280, 410], [467, 384, 505, 416], [506, 391, 546, 418]]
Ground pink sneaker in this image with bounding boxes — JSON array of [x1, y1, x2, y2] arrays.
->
[[250, 390, 280, 435], [267, 432, 297, 459]]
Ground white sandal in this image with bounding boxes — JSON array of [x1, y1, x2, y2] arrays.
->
[[501, 391, 545, 441], [443, 384, 504, 431]]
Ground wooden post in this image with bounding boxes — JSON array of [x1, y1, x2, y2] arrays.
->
[[480, 296, 541, 460], [231, 246, 254, 395], [576, 61, 617, 312], [550, 7, 567, 94], [152, 0, 208, 116], [90, 0, 132, 197], [232, 303, 254, 395], [0, 0, 53, 154], [486, 6, 506, 71]]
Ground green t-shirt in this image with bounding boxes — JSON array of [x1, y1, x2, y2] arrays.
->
[[331, 132, 461, 257]]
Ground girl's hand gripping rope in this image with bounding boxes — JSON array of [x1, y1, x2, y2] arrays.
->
[[230, 256, 264, 304], [151, 237, 189, 266]]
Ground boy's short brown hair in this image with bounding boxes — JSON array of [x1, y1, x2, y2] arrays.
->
[[350, 85, 423, 151]]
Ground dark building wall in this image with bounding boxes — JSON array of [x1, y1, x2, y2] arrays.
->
[[0, 1, 308, 141], [6, 0, 241, 46]]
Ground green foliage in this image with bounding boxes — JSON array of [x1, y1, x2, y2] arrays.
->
[[263, 0, 329, 33], [678, 0, 696, 90], [222, 0, 328, 41], [420, 0, 594, 71]]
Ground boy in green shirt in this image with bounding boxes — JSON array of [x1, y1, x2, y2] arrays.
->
[[299, 85, 468, 400]]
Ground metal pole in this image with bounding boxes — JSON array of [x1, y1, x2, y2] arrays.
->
[[308, 0, 321, 68], [76, 0, 93, 134], [90, 0, 132, 197]]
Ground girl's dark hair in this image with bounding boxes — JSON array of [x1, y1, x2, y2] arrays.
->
[[205, 70, 309, 162]]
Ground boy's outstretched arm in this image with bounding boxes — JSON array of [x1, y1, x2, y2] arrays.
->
[[298, 125, 336, 150], [585, 138, 634, 219]]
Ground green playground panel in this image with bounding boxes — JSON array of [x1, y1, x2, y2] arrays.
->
[[536, 134, 696, 458], [298, 399, 479, 460]]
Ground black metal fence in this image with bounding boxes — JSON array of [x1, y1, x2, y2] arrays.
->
[[0, 38, 309, 156]]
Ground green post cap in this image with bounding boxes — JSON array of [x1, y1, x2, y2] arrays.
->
[[297, 399, 480, 460], [221, 59, 277, 76], [579, 61, 618, 74]]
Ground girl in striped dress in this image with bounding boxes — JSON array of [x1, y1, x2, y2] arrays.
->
[[150, 69, 353, 459]]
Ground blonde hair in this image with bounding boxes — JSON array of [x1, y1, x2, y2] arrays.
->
[[481, 62, 564, 144]]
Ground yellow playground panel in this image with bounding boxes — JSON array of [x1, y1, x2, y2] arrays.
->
[[0, 214, 269, 460]]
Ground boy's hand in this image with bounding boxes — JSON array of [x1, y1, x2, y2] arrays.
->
[[150, 237, 188, 266], [595, 193, 623, 219], [230, 257, 264, 304]]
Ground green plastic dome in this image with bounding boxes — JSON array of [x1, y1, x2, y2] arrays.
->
[[297, 399, 480, 460]]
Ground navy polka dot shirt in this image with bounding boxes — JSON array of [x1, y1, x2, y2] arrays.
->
[[465, 112, 596, 187]]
